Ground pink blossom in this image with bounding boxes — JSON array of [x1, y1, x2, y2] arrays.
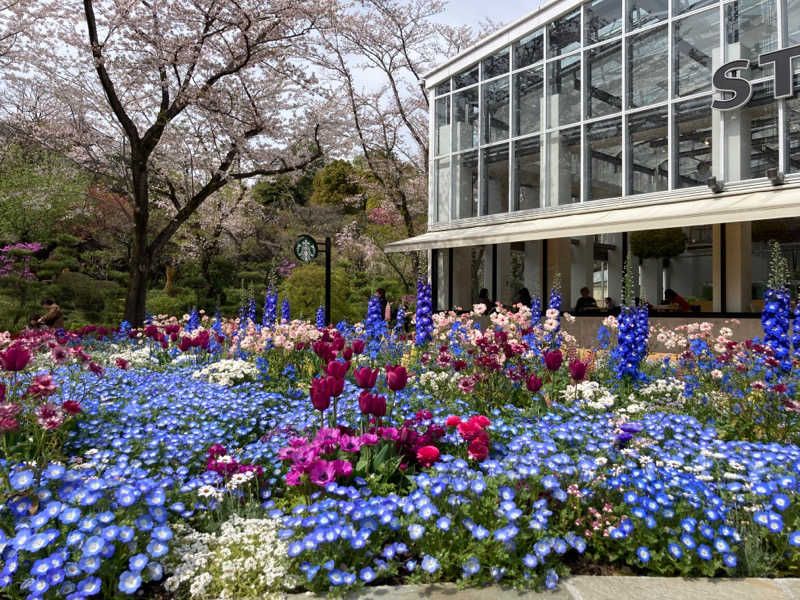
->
[[35, 403, 65, 430], [309, 460, 336, 486]]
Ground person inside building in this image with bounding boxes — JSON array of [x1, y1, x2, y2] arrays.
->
[[38, 299, 65, 330], [476, 288, 494, 313], [573, 287, 598, 314], [663, 288, 691, 312], [516, 287, 532, 309]]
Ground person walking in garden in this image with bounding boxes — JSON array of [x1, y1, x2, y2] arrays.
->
[[38, 299, 64, 330]]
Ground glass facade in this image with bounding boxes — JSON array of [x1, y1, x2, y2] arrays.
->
[[431, 0, 797, 224]]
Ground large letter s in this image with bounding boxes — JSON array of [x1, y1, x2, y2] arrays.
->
[[711, 59, 752, 111]]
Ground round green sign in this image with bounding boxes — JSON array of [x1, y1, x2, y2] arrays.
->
[[294, 235, 318, 262]]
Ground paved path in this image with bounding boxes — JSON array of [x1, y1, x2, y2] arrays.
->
[[289, 577, 800, 599]]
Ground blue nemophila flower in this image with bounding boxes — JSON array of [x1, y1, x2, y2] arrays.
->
[[147, 562, 163, 582], [359, 567, 376, 583], [118, 570, 141, 594], [681, 534, 696, 549], [723, 553, 737, 568], [668, 542, 683, 560], [436, 517, 451, 531], [545, 569, 559, 590], [408, 524, 425, 540], [789, 531, 800, 546], [82, 536, 104, 557], [523, 554, 538, 568], [128, 554, 148, 572], [636, 546, 650, 563], [462, 556, 481, 577], [697, 544, 712, 560], [713, 538, 730, 553], [328, 570, 345, 586], [10, 470, 34, 491], [421, 555, 440, 573], [288, 542, 303, 557]]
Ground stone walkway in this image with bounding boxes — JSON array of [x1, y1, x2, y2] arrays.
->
[[290, 577, 800, 599]]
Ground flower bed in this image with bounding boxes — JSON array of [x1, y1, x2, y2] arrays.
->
[[0, 300, 799, 599]]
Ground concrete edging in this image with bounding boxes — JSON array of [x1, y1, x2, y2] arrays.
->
[[289, 576, 800, 599]]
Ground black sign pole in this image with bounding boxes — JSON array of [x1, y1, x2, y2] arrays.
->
[[325, 237, 332, 326]]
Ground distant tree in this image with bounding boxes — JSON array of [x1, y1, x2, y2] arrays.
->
[[310, 159, 363, 210]]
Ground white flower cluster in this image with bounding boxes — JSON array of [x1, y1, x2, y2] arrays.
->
[[191, 359, 259, 386], [560, 381, 616, 410], [164, 516, 295, 600], [416, 370, 459, 393]]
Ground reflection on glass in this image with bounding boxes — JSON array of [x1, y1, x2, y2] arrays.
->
[[435, 159, 450, 222], [482, 145, 510, 215], [674, 96, 712, 188], [673, 9, 719, 97], [454, 65, 479, 90], [549, 10, 581, 56], [586, 118, 622, 200], [514, 137, 542, 210], [675, 0, 718, 16], [547, 126, 581, 205], [434, 96, 450, 157], [483, 78, 510, 144], [452, 87, 479, 152], [787, 76, 800, 173], [434, 81, 451, 96], [628, 26, 668, 108], [452, 151, 479, 219], [483, 48, 510, 79], [628, 107, 669, 194], [514, 30, 544, 69], [548, 55, 582, 127], [628, 0, 668, 29], [585, 0, 622, 44], [790, 0, 800, 44], [743, 81, 778, 179], [726, 0, 777, 80], [514, 67, 543, 136], [587, 41, 622, 118]]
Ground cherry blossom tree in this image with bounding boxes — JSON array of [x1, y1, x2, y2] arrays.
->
[[3, 0, 328, 324], [309, 0, 475, 280]]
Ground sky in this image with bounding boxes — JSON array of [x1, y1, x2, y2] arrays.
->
[[436, 1, 533, 29]]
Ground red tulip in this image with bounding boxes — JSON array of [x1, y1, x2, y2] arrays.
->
[[310, 376, 331, 411], [326, 375, 344, 397], [115, 357, 130, 370], [358, 390, 386, 417], [0, 383, 5, 402], [351, 339, 365, 355], [342, 347, 353, 361], [353, 366, 379, 389], [326, 360, 349, 379], [544, 349, 563, 372], [313, 341, 333, 362], [2, 344, 30, 372], [179, 337, 192, 352], [526, 373, 543, 393], [445, 415, 461, 428], [385, 365, 408, 391], [568, 359, 587, 382]]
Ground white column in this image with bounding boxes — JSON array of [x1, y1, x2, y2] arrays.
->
[[726, 222, 752, 312]]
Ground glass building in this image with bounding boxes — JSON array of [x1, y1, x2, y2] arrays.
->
[[388, 0, 800, 318]]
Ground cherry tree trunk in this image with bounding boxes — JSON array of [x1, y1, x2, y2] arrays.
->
[[123, 156, 152, 326]]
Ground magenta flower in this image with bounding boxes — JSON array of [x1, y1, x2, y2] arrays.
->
[[568, 359, 587, 382], [326, 360, 350, 379], [310, 376, 331, 411], [526, 373, 543, 393], [353, 366, 379, 389], [2, 344, 31, 372], [385, 365, 408, 391], [309, 460, 336, 486], [544, 349, 563, 372], [35, 403, 65, 430]]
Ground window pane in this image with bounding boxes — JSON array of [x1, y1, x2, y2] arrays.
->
[[675, 0, 718, 16], [628, 107, 669, 194], [789, 0, 800, 44], [586, 118, 622, 200], [585, 0, 623, 44], [514, 30, 544, 69], [483, 48, 510, 79], [750, 218, 800, 311], [587, 41, 622, 118], [548, 55, 582, 127], [547, 126, 581, 205], [673, 9, 719, 97], [628, 0, 668, 29], [434, 96, 450, 156], [725, 0, 777, 80], [674, 96, 713, 188], [453, 87, 479, 152], [787, 75, 800, 173], [481, 144, 509, 215], [515, 137, 542, 210], [743, 81, 778, 179], [434, 81, 451, 96], [454, 65, 479, 89], [435, 158, 450, 222], [549, 10, 582, 56], [483, 78, 510, 144], [514, 66, 543, 136], [628, 25, 668, 108], [452, 151, 479, 219]]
